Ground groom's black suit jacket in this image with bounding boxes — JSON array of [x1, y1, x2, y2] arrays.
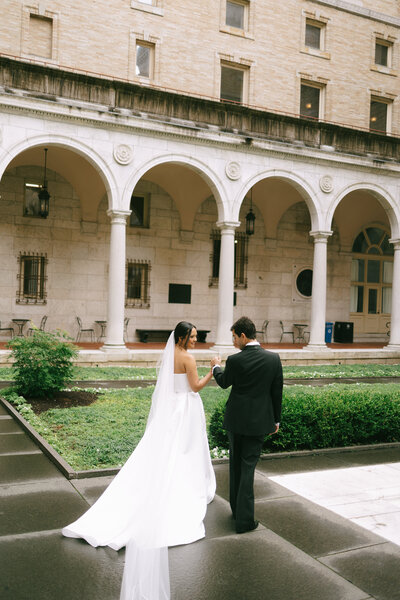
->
[[213, 345, 283, 436]]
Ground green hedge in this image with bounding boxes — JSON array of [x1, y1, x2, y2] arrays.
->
[[209, 384, 400, 453]]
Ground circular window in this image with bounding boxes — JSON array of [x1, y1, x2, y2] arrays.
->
[[296, 269, 313, 297]]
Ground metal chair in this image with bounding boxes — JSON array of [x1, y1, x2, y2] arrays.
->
[[76, 316, 95, 342], [386, 321, 391, 337], [28, 315, 47, 336], [0, 321, 14, 338], [256, 320, 269, 342], [279, 320, 294, 343], [124, 317, 130, 342]]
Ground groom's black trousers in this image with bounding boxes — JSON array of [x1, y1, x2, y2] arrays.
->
[[227, 431, 264, 530]]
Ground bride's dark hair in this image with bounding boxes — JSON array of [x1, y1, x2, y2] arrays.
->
[[174, 321, 196, 348]]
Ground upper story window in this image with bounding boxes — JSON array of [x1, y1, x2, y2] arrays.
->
[[226, 1, 247, 29], [374, 38, 394, 70], [29, 14, 53, 58], [220, 62, 248, 103], [130, 194, 150, 228], [301, 13, 330, 60], [370, 97, 391, 133], [17, 253, 47, 304], [130, 0, 163, 15], [305, 20, 324, 50], [300, 82, 324, 120], [375, 40, 390, 67], [136, 42, 154, 79]]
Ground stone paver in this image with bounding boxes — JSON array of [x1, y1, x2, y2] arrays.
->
[[2, 400, 400, 599]]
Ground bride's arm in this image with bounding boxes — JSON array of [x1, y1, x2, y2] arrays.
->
[[185, 354, 213, 392]]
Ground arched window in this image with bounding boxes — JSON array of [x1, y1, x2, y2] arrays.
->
[[350, 227, 393, 316]]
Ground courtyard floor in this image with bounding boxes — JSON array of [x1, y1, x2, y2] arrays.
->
[[1, 397, 400, 600]]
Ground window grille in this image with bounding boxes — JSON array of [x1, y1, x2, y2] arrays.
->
[[126, 260, 151, 308], [209, 230, 248, 288], [17, 253, 47, 304]]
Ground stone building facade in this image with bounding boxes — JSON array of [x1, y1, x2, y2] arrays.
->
[[0, 0, 400, 351]]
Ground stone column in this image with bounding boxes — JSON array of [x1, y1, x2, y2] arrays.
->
[[103, 209, 131, 351], [213, 221, 240, 350], [387, 238, 400, 349], [307, 230, 332, 349]]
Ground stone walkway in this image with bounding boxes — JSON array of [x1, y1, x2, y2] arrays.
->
[[1, 399, 400, 599]]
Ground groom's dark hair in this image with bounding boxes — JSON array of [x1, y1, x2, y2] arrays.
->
[[231, 316, 256, 339]]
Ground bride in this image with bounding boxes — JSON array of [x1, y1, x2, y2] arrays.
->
[[62, 321, 216, 599]]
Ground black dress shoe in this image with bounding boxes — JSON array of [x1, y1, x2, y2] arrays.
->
[[236, 520, 259, 534]]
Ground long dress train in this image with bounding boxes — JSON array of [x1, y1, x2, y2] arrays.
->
[[62, 362, 216, 599]]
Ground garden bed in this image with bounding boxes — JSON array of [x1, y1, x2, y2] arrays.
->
[[4, 381, 400, 472]]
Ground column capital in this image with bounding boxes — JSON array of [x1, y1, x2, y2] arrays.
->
[[107, 209, 131, 224], [309, 230, 333, 242], [216, 220, 241, 232], [389, 237, 400, 250]]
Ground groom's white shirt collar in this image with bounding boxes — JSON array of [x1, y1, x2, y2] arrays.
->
[[212, 340, 260, 372]]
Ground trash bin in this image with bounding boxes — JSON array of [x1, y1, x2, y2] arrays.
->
[[325, 322, 333, 343], [334, 321, 354, 343]]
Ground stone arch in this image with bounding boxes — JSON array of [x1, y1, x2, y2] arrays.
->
[[0, 134, 118, 215], [327, 182, 400, 240], [232, 169, 322, 235], [122, 154, 227, 229]]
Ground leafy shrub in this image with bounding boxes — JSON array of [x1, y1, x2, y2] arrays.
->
[[7, 329, 78, 398], [208, 384, 400, 453]]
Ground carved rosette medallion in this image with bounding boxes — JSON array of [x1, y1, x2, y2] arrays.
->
[[319, 175, 333, 193], [113, 144, 133, 165], [225, 161, 241, 180]]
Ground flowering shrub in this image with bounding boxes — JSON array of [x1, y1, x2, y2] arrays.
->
[[7, 329, 78, 398], [211, 446, 229, 459]]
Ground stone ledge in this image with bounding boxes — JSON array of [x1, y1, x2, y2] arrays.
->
[[2, 56, 400, 162]]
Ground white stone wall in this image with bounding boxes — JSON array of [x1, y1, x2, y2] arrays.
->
[[0, 104, 400, 345], [0, 166, 109, 340]]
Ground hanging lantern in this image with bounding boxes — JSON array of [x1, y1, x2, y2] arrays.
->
[[38, 148, 50, 218], [245, 188, 255, 235]]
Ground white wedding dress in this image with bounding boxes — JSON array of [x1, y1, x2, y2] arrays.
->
[[62, 333, 216, 600]]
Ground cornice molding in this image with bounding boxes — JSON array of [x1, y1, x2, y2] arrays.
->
[[310, 0, 400, 28], [2, 92, 400, 178]]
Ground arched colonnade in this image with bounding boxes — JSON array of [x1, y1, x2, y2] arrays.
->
[[1, 132, 400, 352]]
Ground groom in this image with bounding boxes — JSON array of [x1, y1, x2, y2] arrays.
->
[[211, 316, 283, 534]]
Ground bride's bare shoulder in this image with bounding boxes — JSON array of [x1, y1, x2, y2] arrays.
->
[[174, 347, 195, 373]]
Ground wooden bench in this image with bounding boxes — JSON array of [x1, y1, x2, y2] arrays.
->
[[136, 329, 210, 343]]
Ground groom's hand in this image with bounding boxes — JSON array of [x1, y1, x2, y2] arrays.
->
[[211, 356, 222, 368]]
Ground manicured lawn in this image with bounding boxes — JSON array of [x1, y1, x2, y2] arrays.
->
[[6, 379, 400, 471], [1, 363, 400, 381], [3, 362, 400, 471], [6, 386, 229, 471]]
